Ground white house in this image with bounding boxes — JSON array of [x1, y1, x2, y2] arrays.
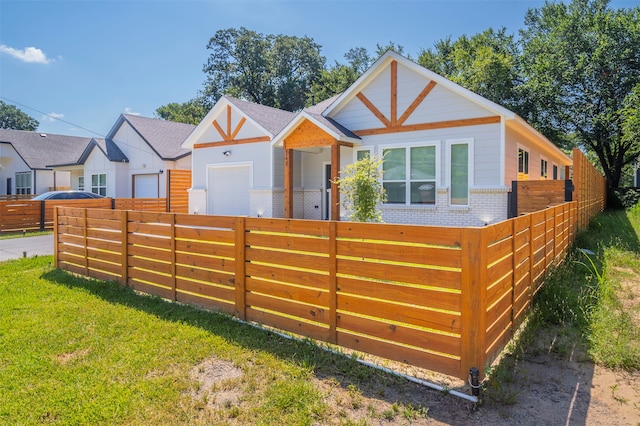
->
[[0, 129, 91, 195], [49, 114, 195, 198], [184, 51, 572, 226]]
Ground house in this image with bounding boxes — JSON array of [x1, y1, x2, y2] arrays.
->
[[0, 128, 93, 195], [49, 114, 195, 198], [183, 51, 572, 226]]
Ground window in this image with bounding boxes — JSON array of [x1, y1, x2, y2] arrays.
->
[[91, 173, 106, 196], [356, 149, 371, 161], [78, 176, 84, 191], [518, 148, 529, 180], [15, 172, 31, 194], [382, 145, 436, 205], [552, 165, 558, 180], [540, 158, 548, 180], [450, 142, 469, 205]]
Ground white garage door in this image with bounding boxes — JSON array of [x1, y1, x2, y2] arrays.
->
[[134, 174, 158, 198], [208, 165, 251, 216]]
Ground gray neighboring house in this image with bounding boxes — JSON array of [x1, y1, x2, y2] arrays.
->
[[49, 114, 194, 198], [0, 128, 94, 195]]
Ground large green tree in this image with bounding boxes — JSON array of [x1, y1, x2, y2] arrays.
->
[[155, 99, 207, 125], [201, 27, 325, 111], [310, 47, 373, 104], [417, 28, 524, 116], [520, 0, 640, 187], [0, 101, 38, 131]]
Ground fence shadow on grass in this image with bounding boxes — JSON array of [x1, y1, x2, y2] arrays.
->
[[41, 267, 483, 424]]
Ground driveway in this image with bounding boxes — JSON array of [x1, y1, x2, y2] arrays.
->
[[0, 234, 54, 262]]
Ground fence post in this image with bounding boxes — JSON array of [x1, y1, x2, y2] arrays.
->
[[234, 217, 246, 321], [53, 206, 59, 269], [82, 208, 88, 276], [170, 213, 177, 301], [40, 200, 45, 231], [120, 209, 128, 286], [328, 221, 337, 344], [460, 227, 487, 380]]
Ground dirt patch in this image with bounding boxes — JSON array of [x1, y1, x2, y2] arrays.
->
[[189, 357, 244, 410]]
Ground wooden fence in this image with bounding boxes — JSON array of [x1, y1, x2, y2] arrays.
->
[[167, 169, 191, 214], [0, 198, 166, 233], [572, 148, 607, 229], [55, 201, 578, 380]]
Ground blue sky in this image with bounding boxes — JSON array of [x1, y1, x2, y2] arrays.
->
[[1, 0, 638, 138]]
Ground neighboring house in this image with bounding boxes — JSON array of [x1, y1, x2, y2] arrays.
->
[[185, 51, 572, 226], [50, 114, 195, 198], [0, 129, 93, 195]]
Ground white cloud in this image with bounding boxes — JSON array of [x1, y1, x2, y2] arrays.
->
[[124, 107, 140, 116], [42, 112, 64, 122], [0, 44, 53, 64]]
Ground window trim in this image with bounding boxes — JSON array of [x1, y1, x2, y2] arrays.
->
[[540, 156, 549, 180], [517, 146, 530, 180], [354, 146, 373, 162], [446, 138, 474, 207], [91, 173, 107, 196], [15, 171, 32, 195], [379, 141, 440, 206]]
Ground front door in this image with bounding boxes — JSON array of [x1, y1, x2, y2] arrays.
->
[[323, 163, 331, 220]]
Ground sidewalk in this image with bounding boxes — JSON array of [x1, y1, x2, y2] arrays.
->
[[0, 234, 54, 262]]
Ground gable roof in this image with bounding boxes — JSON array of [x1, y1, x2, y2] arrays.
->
[[0, 128, 94, 170], [108, 114, 195, 160], [323, 50, 516, 120], [182, 96, 296, 149], [47, 138, 129, 168], [321, 50, 570, 163]]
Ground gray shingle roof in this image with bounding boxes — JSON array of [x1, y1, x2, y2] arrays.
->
[[0, 128, 93, 169], [225, 97, 297, 136], [120, 114, 195, 160]]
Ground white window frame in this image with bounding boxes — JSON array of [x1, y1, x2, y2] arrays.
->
[[380, 141, 440, 206], [540, 157, 549, 180], [78, 176, 85, 191], [446, 138, 474, 207], [517, 146, 530, 181], [15, 171, 32, 195], [91, 173, 107, 196], [354, 146, 373, 162]]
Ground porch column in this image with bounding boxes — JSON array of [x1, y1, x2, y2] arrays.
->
[[284, 148, 293, 218], [331, 144, 340, 221]]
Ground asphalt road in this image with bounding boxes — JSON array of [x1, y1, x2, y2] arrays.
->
[[0, 234, 54, 262]]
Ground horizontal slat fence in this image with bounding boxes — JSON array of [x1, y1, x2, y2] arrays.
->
[[0, 198, 167, 233], [113, 198, 167, 212], [55, 201, 579, 380], [167, 169, 191, 213]]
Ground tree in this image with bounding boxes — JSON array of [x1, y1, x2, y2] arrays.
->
[[335, 155, 386, 222], [155, 99, 207, 125], [201, 27, 325, 111], [310, 47, 373, 104], [0, 101, 38, 131], [520, 0, 640, 187], [417, 28, 524, 115]]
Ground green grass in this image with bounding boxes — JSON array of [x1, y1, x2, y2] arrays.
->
[[0, 256, 428, 425], [0, 230, 52, 240]]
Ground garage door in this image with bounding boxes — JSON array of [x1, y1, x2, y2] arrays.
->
[[134, 174, 159, 198], [208, 165, 251, 216]]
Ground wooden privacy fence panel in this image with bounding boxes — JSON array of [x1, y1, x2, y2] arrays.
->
[[511, 180, 570, 216], [0, 198, 169, 233], [113, 198, 167, 212], [167, 169, 191, 213], [55, 201, 580, 380], [573, 147, 607, 229]]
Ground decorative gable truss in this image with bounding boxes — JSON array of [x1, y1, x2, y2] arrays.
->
[[194, 105, 270, 149], [353, 60, 501, 136]]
